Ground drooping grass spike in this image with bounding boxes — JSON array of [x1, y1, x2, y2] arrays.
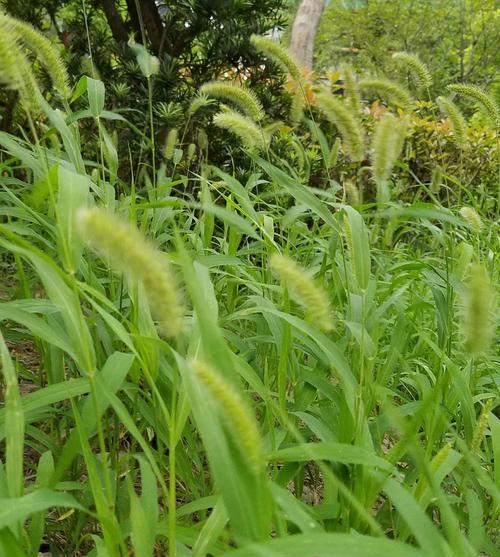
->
[[0, 17, 40, 109], [77, 207, 185, 338], [315, 90, 365, 161], [270, 254, 333, 331], [436, 96, 468, 147], [459, 207, 483, 233], [359, 78, 413, 110], [200, 81, 265, 121], [448, 83, 499, 128], [371, 113, 409, 192], [250, 34, 301, 81], [392, 52, 432, 90], [0, 13, 70, 99], [213, 109, 267, 151], [461, 264, 495, 354], [341, 64, 362, 114], [190, 360, 264, 474]]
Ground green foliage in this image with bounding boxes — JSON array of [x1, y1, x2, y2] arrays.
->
[[315, 0, 499, 94], [0, 11, 498, 557]]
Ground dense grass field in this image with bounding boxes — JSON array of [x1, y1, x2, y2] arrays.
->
[[0, 12, 498, 557]]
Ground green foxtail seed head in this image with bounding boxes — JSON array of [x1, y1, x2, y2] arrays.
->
[[471, 399, 494, 452], [290, 89, 305, 124], [459, 207, 483, 233], [186, 143, 196, 163], [190, 360, 263, 474], [270, 254, 333, 331], [461, 264, 495, 355], [0, 18, 40, 110], [341, 64, 361, 114], [315, 91, 365, 161], [188, 92, 213, 116], [200, 81, 264, 121], [344, 179, 360, 205], [359, 78, 412, 110], [164, 128, 178, 160], [436, 96, 468, 147], [448, 83, 499, 128], [430, 442, 452, 472], [371, 113, 409, 189], [250, 34, 301, 81], [0, 13, 70, 99], [213, 109, 266, 151], [77, 208, 184, 338], [392, 52, 432, 90]]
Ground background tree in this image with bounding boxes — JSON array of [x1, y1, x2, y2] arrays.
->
[[314, 0, 499, 96], [289, 0, 326, 69], [0, 0, 289, 170]]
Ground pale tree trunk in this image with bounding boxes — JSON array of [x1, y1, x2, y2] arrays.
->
[[289, 0, 326, 70]]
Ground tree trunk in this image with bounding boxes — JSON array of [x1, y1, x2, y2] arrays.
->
[[99, 0, 129, 43], [289, 0, 325, 70], [137, 0, 167, 54]]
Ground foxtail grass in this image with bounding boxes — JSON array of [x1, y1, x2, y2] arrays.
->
[[270, 254, 333, 331], [200, 81, 265, 122], [315, 91, 365, 161], [77, 207, 185, 338]]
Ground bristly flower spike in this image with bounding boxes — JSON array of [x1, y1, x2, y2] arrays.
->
[[213, 109, 267, 151], [315, 90, 365, 161], [250, 34, 301, 81], [200, 81, 265, 121], [270, 254, 333, 331], [436, 96, 468, 147], [77, 207, 185, 338], [392, 51, 432, 90]]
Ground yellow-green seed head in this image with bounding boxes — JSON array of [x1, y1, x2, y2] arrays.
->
[[459, 207, 483, 233], [0, 13, 71, 99], [200, 81, 264, 121], [448, 83, 499, 128], [436, 96, 468, 147], [430, 442, 452, 472], [270, 254, 333, 331], [164, 128, 178, 160], [250, 34, 301, 81], [371, 113, 409, 189], [341, 64, 361, 114], [315, 90, 365, 161], [461, 264, 495, 354], [191, 360, 263, 474], [213, 109, 266, 151], [359, 78, 412, 110], [77, 208, 184, 338], [471, 399, 494, 452], [392, 52, 432, 90], [0, 17, 41, 110]]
